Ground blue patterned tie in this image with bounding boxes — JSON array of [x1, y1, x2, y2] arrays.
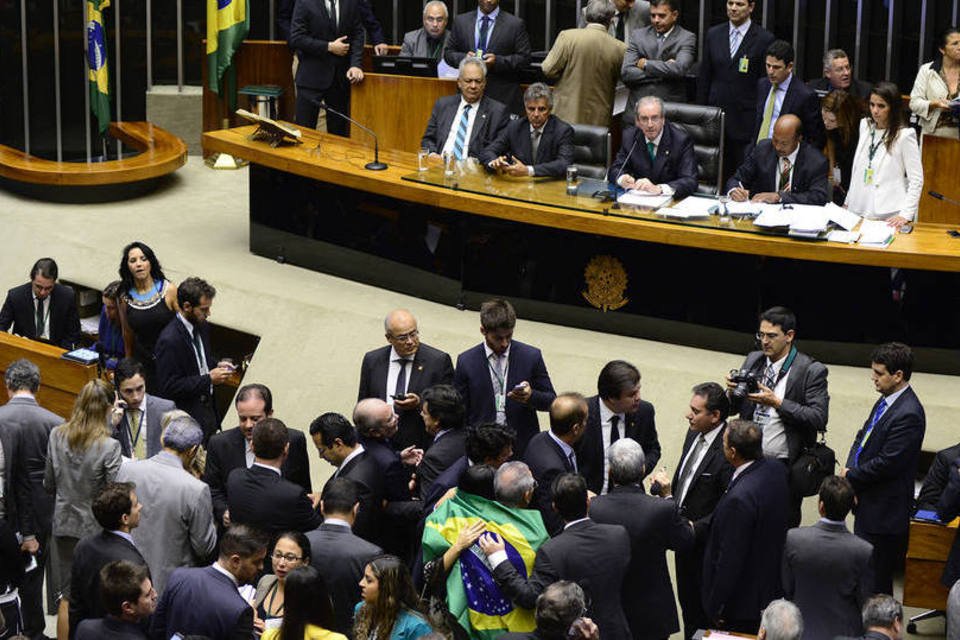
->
[[478, 16, 491, 51], [854, 399, 887, 465], [453, 104, 472, 160]]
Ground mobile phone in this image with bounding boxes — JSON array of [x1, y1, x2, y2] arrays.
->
[[947, 230, 960, 238], [391, 394, 406, 400], [510, 383, 525, 393]]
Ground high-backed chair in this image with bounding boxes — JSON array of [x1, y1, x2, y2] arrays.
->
[[570, 124, 612, 180], [662, 102, 725, 195]]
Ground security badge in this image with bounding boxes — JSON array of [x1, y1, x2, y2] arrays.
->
[[864, 167, 875, 185], [738, 56, 750, 73]]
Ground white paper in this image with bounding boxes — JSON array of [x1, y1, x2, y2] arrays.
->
[[726, 201, 763, 216], [786, 205, 830, 232], [665, 196, 718, 217], [827, 230, 861, 243], [617, 190, 672, 209], [858, 219, 894, 246], [753, 206, 792, 227], [824, 202, 862, 231]]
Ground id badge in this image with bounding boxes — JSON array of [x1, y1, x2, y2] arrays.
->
[[864, 167, 874, 185], [495, 393, 506, 413], [832, 166, 842, 184], [738, 56, 750, 73]]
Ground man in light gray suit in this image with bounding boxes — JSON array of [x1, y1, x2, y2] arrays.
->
[[0, 358, 63, 638], [400, 0, 450, 60], [112, 358, 176, 460], [782, 475, 874, 640], [621, 0, 695, 118], [117, 413, 217, 594]]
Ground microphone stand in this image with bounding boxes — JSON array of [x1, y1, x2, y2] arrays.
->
[[929, 190, 960, 208], [315, 100, 388, 171]]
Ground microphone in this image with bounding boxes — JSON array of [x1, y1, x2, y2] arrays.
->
[[929, 190, 960, 208], [313, 99, 387, 171], [600, 134, 642, 206]]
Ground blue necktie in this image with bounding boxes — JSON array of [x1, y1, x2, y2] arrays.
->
[[478, 16, 491, 51], [854, 399, 887, 465], [453, 104, 472, 160]]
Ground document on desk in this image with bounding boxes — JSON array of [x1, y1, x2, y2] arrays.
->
[[786, 205, 831, 232], [753, 205, 792, 227], [824, 202, 862, 231], [663, 196, 718, 217], [616, 190, 673, 209], [725, 201, 763, 217], [858, 219, 895, 247]]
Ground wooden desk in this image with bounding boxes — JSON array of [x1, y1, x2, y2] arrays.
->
[[0, 333, 99, 418], [919, 134, 960, 225], [904, 518, 959, 611]]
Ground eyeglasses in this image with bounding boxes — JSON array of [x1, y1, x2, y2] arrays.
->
[[272, 552, 303, 563], [388, 330, 419, 343]]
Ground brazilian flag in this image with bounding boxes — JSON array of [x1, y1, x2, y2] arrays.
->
[[423, 491, 549, 640], [86, 0, 111, 134], [206, 0, 249, 103]]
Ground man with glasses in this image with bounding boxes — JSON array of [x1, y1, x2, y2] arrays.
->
[[401, 0, 450, 60], [0, 257, 81, 348], [726, 306, 829, 527], [358, 308, 454, 451]]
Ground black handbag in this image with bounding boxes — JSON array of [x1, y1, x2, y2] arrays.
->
[[790, 431, 836, 497]]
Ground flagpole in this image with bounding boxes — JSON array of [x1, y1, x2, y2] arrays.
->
[[53, 0, 63, 161], [115, 0, 122, 157], [20, 0, 30, 155], [84, 0, 91, 162]]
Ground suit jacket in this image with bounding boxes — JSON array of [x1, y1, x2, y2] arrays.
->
[[420, 94, 510, 160], [400, 27, 449, 59], [110, 394, 177, 460], [579, 395, 660, 495], [670, 424, 733, 538], [0, 281, 81, 348], [422, 454, 468, 514], [69, 530, 148, 638], [289, 0, 365, 90], [523, 431, 576, 535], [696, 21, 776, 143], [607, 122, 699, 200], [702, 458, 789, 624], [151, 565, 255, 640], [357, 341, 455, 450], [418, 428, 467, 500], [753, 75, 825, 149], [0, 422, 22, 531], [76, 617, 148, 640], [454, 340, 556, 457], [116, 451, 218, 595], [0, 395, 62, 540], [728, 349, 829, 463], [324, 450, 384, 544], [936, 455, 960, 586], [277, 0, 294, 41], [306, 522, 383, 636], [480, 115, 575, 178], [492, 519, 632, 640], [845, 385, 926, 536], [359, 435, 413, 502], [541, 24, 626, 127], [726, 140, 830, 205], [153, 316, 219, 437], [590, 485, 694, 639], [916, 442, 960, 510], [204, 426, 312, 524], [807, 76, 873, 101], [782, 520, 874, 640], [226, 464, 322, 535], [444, 9, 532, 113], [621, 24, 696, 108]]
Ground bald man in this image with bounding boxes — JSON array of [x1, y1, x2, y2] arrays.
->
[[358, 310, 455, 450], [726, 114, 829, 205]]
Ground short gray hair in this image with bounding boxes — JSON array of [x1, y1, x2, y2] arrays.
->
[[760, 599, 803, 640], [636, 95, 664, 116], [459, 55, 487, 80], [862, 594, 902, 630], [5, 358, 40, 393], [494, 461, 535, 507], [524, 82, 553, 109], [823, 48, 849, 70], [607, 438, 645, 486], [423, 0, 448, 17], [583, 0, 615, 25], [161, 414, 204, 452], [535, 582, 586, 638]]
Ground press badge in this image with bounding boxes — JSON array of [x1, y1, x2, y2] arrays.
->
[[495, 393, 506, 412], [739, 56, 750, 73], [864, 167, 875, 185]]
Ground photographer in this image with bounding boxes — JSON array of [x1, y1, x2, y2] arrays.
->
[[727, 306, 829, 527]]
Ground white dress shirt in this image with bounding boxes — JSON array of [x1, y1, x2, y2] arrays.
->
[[676, 422, 724, 505], [386, 346, 413, 407], [597, 399, 625, 494], [442, 98, 482, 159]]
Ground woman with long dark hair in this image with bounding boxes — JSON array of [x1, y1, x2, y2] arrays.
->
[[820, 89, 865, 204], [261, 566, 342, 640], [354, 555, 432, 640]]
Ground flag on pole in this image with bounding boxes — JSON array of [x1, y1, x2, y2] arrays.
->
[[86, 0, 111, 135], [207, 0, 249, 100], [423, 491, 549, 640]]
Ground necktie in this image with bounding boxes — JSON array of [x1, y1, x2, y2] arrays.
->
[[453, 104, 472, 160], [35, 297, 44, 337], [531, 129, 541, 161], [655, 33, 666, 58], [328, 0, 337, 25], [192, 329, 208, 374], [729, 27, 741, 58], [647, 140, 656, 162], [778, 157, 792, 191], [567, 450, 578, 472], [394, 358, 409, 397], [615, 13, 625, 41], [855, 400, 887, 465], [478, 16, 491, 50], [128, 409, 145, 460], [757, 83, 778, 142], [610, 415, 621, 444], [677, 434, 708, 504]]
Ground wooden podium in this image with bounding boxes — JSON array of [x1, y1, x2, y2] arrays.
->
[[903, 517, 959, 611], [919, 134, 960, 225], [0, 333, 99, 418]]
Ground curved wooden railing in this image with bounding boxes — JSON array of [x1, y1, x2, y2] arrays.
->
[[0, 121, 187, 186]]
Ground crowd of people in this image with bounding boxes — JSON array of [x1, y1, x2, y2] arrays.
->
[[0, 244, 954, 640]]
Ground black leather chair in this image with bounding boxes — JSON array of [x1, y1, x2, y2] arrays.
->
[[662, 102, 725, 195], [570, 124, 611, 180]]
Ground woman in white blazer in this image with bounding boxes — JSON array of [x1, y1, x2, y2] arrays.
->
[[846, 82, 924, 229], [909, 26, 960, 139]]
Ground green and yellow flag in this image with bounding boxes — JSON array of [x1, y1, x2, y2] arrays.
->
[[206, 0, 249, 100], [423, 491, 549, 640], [86, 0, 111, 134]]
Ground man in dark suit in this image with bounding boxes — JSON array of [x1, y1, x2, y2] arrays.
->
[[151, 524, 268, 640], [702, 419, 789, 634], [580, 360, 660, 495], [753, 40, 824, 149], [650, 382, 733, 640], [154, 277, 234, 440], [843, 342, 926, 595], [480, 83, 574, 178], [353, 398, 419, 503], [480, 473, 632, 640], [204, 383, 312, 528], [726, 306, 829, 527], [288, 0, 366, 135], [806, 49, 873, 101], [727, 114, 830, 205], [0, 257, 81, 349], [915, 442, 960, 511], [357, 308, 455, 451], [836, 595, 905, 640], [500, 581, 598, 640], [454, 298, 556, 458], [524, 393, 588, 535], [306, 478, 383, 636], [696, 0, 775, 179], [443, 0, 531, 114], [417, 385, 468, 499], [111, 358, 176, 460], [935, 455, 960, 590], [608, 96, 698, 199], [75, 561, 157, 640], [590, 439, 694, 640], [1, 358, 63, 638], [69, 483, 148, 638], [783, 475, 874, 640], [310, 412, 384, 545], [420, 58, 509, 160], [226, 418, 321, 536], [621, 0, 696, 110]]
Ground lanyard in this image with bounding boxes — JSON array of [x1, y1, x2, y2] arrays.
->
[[866, 127, 884, 168], [763, 345, 798, 387], [488, 353, 508, 395]]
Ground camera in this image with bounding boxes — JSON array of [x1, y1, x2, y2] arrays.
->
[[729, 368, 761, 399]]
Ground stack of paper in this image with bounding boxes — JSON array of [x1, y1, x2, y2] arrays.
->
[[616, 190, 673, 209], [786, 205, 831, 232], [753, 206, 793, 227], [725, 201, 763, 216], [824, 202, 862, 230], [858, 219, 895, 247], [663, 196, 718, 218]]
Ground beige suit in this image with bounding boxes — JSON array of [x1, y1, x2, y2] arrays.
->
[[541, 23, 626, 127]]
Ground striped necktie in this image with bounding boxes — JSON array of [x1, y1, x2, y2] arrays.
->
[[453, 104, 472, 160]]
